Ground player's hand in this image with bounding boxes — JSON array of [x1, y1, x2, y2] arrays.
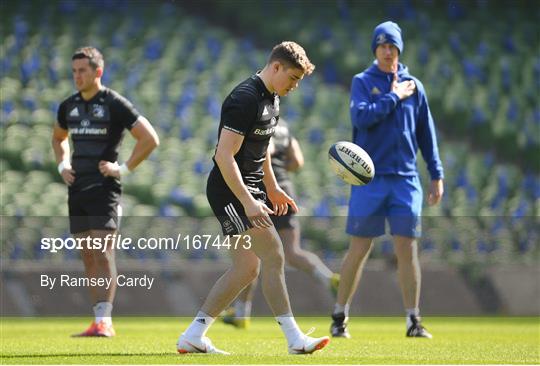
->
[[428, 179, 444, 206], [243, 199, 274, 229], [98, 160, 121, 179], [60, 167, 75, 186], [392, 73, 416, 100], [267, 186, 299, 216]]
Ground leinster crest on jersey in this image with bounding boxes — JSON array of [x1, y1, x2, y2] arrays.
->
[[92, 104, 105, 118]]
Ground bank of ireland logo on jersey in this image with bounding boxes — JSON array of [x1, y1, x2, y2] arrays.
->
[[92, 104, 105, 118], [253, 125, 276, 136], [72, 118, 107, 135]]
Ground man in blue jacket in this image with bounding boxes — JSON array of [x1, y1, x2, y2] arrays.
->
[[330, 21, 444, 339]]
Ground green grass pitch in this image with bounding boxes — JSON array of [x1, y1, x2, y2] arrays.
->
[[1, 317, 538, 364]]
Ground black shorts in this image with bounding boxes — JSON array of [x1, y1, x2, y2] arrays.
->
[[270, 180, 298, 230], [68, 184, 121, 234], [207, 168, 272, 235]]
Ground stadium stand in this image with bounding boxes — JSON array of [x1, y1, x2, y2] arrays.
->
[[1, 0, 538, 268]]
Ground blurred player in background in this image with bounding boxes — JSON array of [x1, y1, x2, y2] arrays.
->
[[177, 42, 329, 355], [330, 21, 444, 339], [221, 120, 339, 328], [51, 47, 159, 337]]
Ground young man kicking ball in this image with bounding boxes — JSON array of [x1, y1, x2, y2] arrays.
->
[[222, 121, 339, 329], [176, 41, 329, 355]]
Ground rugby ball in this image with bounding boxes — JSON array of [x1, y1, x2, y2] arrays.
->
[[328, 141, 375, 185]]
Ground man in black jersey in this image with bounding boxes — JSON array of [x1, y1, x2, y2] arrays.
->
[[177, 42, 329, 355], [222, 121, 340, 328], [51, 47, 159, 337]]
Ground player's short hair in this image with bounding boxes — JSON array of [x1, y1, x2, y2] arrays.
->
[[72, 47, 104, 70], [268, 41, 315, 75]]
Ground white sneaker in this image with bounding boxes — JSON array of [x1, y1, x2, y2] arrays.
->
[[288, 333, 330, 355], [177, 334, 230, 355]]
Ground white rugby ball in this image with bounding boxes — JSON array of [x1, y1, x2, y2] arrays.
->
[[328, 141, 375, 185]]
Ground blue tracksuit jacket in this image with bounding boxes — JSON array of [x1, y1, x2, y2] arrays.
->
[[350, 62, 444, 180]]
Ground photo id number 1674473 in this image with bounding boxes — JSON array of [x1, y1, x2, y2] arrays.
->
[[184, 234, 251, 250]]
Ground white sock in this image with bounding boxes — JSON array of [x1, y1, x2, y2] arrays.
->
[[312, 266, 332, 287], [333, 303, 350, 317], [184, 311, 215, 338], [93, 302, 113, 325], [406, 308, 420, 329], [276, 313, 304, 345], [235, 301, 252, 319]]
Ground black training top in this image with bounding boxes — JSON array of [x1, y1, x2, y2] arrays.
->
[[57, 87, 140, 192], [214, 74, 280, 186], [270, 121, 293, 185]]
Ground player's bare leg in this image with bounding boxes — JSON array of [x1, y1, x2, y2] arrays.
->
[[243, 226, 291, 315], [244, 226, 329, 353], [73, 229, 117, 337], [394, 235, 431, 338], [336, 237, 373, 307], [394, 236, 420, 310], [201, 244, 260, 317], [178, 239, 260, 354], [236, 279, 257, 303], [280, 226, 337, 291], [224, 224, 338, 328], [222, 277, 258, 328], [331, 236, 373, 338], [179, 227, 329, 354]]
